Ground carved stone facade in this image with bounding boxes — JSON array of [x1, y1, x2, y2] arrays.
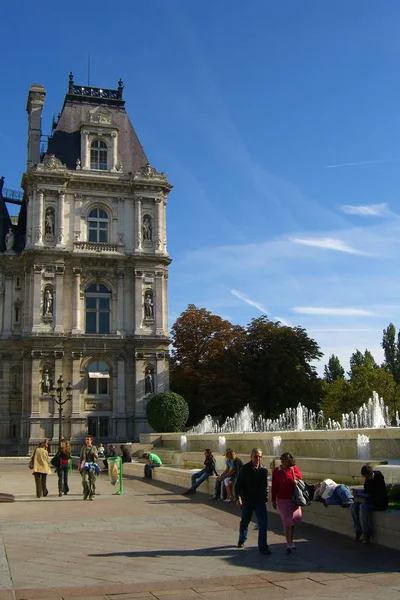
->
[[0, 77, 172, 454]]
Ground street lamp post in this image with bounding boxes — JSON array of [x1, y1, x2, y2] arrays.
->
[[50, 375, 73, 448]]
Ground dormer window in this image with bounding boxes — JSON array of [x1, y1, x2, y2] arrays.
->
[[90, 139, 107, 170]]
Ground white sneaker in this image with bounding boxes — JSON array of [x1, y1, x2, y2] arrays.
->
[[224, 498, 232, 502]]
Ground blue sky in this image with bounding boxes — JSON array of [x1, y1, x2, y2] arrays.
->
[[2, 1, 400, 373]]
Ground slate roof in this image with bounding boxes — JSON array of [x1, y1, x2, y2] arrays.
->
[[47, 77, 148, 172]]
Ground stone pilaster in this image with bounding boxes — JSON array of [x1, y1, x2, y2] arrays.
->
[[162, 197, 167, 255], [72, 267, 82, 334], [134, 353, 145, 418], [134, 197, 142, 252], [155, 198, 162, 253], [117, 270, 125, 335], [30, 351, 42, 415], [35, 189, 44, 246], [71, 352, 82, 416], [31, 264, 43, 333], [2, 272, 13, 335], [155, 271, 164, 336], [56, 190, 65, 247], [116, 353, 127, 438], [54, 265, 65, 333]]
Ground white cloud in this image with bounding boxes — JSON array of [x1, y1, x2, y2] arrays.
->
[[290, 236, 364, 255], [341, 203, 390, 217], [324, 159, 400, 169], [292, 307, 378, 317], [230, 289, 267, 314]]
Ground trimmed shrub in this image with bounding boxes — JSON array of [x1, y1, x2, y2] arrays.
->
[[146, 391, 189, 432]]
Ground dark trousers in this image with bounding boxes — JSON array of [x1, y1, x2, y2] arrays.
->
[[144, 463, 160, 479], [238, 502, 268, 550], [57, 463, 69, 494], [34, 473, 48, 498]]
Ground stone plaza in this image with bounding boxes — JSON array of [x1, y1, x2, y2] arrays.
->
[[0, 461, 400, 600]]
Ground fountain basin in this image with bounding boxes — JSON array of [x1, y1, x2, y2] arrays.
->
[[140, 428, 400, 461]]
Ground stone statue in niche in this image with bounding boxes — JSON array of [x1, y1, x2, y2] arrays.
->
[[145, 368, 154, 394], [41, 369, 51, 394], [142, 216, 152, 241], [43, 289, 53, 316], [5, 228, 14, 251], [45, 209, 55, 236], [144, 292, 154, 319]]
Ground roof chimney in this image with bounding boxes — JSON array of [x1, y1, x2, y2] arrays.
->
[[26, 84, 46, 167]]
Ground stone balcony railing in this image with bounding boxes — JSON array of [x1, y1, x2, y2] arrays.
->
[[74, 242, 119, 253]]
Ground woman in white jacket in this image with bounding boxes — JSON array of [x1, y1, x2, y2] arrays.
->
[[30, 441, 50, 498]]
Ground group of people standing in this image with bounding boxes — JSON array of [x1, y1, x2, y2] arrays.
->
[[28, 437, 132, 500]]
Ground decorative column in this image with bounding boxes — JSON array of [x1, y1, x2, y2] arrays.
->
[[110, 132, 117, 171], [71, 352, 82, 415], [54, 265, 65, 333], [116, 353, 127, 438], [72, 267, 82, 334], [117, 270, 125, 335], [134, 196, 142, 252], [35, 189, 44, 246], [134, 352, 145, 418], [155, 271, 164, 336], [3, 272, 13, 335], [156, 352, 168, 395], [26, 187, 34, 248], [80, 130, 90, 169], [32, 264, 43, 333], [155, 198, 162, 253], [163, 272, 169, 336], [30, 350, 42, 418], [162, 197, 168, 255], [134, 270, 143, 334], [56, 190, 65, 247]]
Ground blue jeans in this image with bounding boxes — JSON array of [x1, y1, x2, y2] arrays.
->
[[191, 469, 210, 490], [144, 463, 160, 479], [351, 502, 372, 538], [238, 502, 268, 550], [326, 485, 353, 506]]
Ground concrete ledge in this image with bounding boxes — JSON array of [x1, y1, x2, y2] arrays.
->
[[123, 462, 400, 550]]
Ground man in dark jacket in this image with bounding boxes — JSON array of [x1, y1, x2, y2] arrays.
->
[[351, 465, 388, 543], [183, 449, 218, 495], [235, 447, 271, 554]]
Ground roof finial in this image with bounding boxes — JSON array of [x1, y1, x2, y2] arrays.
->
[[68, 72, 74, 93], [118, 78, 124, 99]]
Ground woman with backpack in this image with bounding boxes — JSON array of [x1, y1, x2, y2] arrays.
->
[[271, 452, 303, 554]]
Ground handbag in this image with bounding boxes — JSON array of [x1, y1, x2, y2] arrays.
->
[[291, 467, 314, 507]]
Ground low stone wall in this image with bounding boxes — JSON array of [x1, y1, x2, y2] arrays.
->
[[123, 461, 400, 550], [140, 428, 400, 461]]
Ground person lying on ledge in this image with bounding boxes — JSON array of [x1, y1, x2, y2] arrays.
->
[[350, 465, 388, 544], [313, 479, 354, 508]]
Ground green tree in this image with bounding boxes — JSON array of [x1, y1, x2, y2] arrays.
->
[[321, 378, 353, 421], [170, 305, 248, 425], [324, 354, 345, 383], [146, 391, 189, 432], [241, 316, 323, 417], [382, 323, 400, 383], [349, 349, 377, 376]]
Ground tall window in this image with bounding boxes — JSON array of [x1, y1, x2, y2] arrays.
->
[[90, 139, 108, 170], [88, 208, 109, 243], [88, 417, 109, 438], [87, 361, 110, 395], [85, 284, 111, 334]]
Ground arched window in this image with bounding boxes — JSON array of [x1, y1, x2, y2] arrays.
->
[[88, 208, 109, 243], [87, 360, 110, 395], [85, 283, 111, 334], [90, 139, 108, 170]]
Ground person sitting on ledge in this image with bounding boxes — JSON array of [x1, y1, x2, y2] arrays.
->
[[142, 452, 162, 480], [183, 448, 218, 495], [351, 465, 388, 544], [211, 449, 235, 500], [313, 479, 354, 508]]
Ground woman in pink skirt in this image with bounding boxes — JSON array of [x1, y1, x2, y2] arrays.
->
[[271, 452, 303, 553]]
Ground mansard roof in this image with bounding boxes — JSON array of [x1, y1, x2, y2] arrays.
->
[[47, 73, 148, 172]]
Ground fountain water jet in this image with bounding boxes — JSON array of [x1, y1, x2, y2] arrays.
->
[[357, 434, 371, 461]]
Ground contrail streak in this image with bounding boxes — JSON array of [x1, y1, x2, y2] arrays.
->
[[324, 159, 400, 169]]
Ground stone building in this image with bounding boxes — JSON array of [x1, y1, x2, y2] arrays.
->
[[0, 74, 171, 453]]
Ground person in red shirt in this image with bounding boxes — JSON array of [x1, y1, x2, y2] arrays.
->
[[271, 452, 303, 553]]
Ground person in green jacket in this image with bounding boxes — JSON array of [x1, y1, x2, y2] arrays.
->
[[142, 452, 162, 479]]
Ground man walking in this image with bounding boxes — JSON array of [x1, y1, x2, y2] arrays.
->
[[235, 447, 271, 555]]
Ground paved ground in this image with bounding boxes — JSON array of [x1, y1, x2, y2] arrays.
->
[[0, 463, 399, 600]]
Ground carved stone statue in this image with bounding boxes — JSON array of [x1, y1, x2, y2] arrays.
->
[[142, 216, 152, 241], [145, 369, 154, 394], [41, 369, 51, 394], [43, 289, 53, 316], [5, 228, 14, 251], [144, 293, 154, 319], [45, 210, 55, 236], [76, 158, 81, 170]]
